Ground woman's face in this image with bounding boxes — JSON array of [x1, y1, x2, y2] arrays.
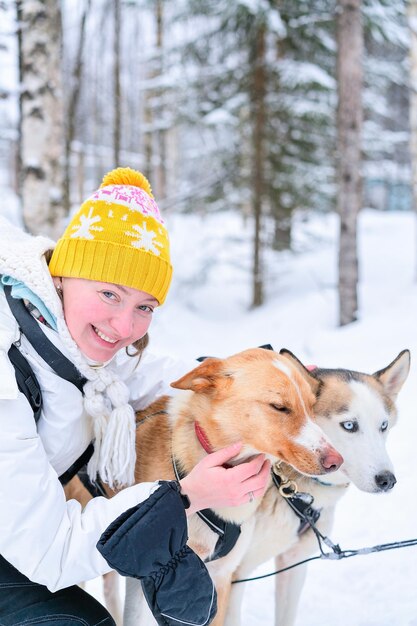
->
[[57, 278, 158, 362]]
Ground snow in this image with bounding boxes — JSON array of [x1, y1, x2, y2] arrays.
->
[[2, 194, 416, 623], [280, 60, 336, 90]]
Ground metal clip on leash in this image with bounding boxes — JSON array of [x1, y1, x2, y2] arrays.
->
[[271, 462, 342, 555]]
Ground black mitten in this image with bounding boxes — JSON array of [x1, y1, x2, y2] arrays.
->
[[97, 480, 217, 626]]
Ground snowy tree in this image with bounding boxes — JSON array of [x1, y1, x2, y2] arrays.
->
[[336, 0, 363, 326], [173, 1, 338, 306], [0, 3, 9, 104], [113, 0, 121, 167], [16, 0, 65, 237], [409, 0, 417, 277], [10, 0, 407, 308], [63, 0, 91, 215], [362, 0, 409, 211]]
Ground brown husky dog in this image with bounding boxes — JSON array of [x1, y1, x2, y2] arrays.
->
[[120, 347, 344, 626]]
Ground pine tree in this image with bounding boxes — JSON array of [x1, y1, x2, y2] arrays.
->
[[174, 1, 338, 306]]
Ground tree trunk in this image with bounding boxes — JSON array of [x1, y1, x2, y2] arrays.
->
[[408, 0, 417, 280], [15, 0, 23, 204], [154, 0, 167, 200], [113, 0, 121, 167], [272, 211, 292, 251], [251, 24, 266, 308], [63, 0, 91, 216], [16, 0, 65, 238], [142, 1, 166, 188], [336, 0, 363, 326]]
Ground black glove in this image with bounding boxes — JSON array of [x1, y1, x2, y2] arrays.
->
[[97, 480, 217, 626]]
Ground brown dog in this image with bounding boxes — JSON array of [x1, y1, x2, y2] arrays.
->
[[115, 347, 342, 626]]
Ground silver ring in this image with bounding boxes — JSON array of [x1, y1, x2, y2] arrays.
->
[[249, 491, 255, 503]]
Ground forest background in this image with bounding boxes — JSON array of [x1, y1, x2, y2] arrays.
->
[[0, 0, 415, 324]]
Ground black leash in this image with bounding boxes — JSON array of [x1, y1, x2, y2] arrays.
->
[[233, 535, 417, 584], [232, 488, 417, 584]]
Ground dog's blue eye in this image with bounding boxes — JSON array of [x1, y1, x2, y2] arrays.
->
[[340, 420, 358, 432], [381, 420, 388, 432]]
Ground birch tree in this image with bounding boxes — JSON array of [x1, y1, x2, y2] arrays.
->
[[16, 0, 65, 237], [336, 0, 363, 326]]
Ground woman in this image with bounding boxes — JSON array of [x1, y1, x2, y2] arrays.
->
[[0, 168, 270, 626]]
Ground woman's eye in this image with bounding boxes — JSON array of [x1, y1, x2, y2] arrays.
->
[[381, 420, 388, 432], [138, 305, 154, 313], [270, 403, 290, 414], [101, 290, 117, 300], [340, 420, 358, 433]]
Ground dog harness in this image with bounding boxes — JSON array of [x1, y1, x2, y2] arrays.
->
[[172, 455, 242, 562], [271, 462, 322, 535]]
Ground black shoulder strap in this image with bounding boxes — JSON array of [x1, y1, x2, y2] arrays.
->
[[4, 285, 93, 485], [58, 443, 95, 486], [8, 343, 43, 422], [4, 286, 86, 391]]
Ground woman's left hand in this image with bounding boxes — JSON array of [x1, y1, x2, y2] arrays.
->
[[178, 442, 271, 515]]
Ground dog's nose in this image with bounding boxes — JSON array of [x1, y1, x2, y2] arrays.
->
[[320, 448, 343, 473], [375, 471, 396, 492]]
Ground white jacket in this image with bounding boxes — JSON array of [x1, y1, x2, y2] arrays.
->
[[0, 219, 189, 591]]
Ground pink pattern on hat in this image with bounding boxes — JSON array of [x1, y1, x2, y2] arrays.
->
[[91, 185, 164, 224]]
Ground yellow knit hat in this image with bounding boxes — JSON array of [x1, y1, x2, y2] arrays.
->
[[49, 167, 172, 304]]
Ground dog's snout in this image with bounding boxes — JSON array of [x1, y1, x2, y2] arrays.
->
[[320, 448, 343, 473], [375, 471, 396, 492]]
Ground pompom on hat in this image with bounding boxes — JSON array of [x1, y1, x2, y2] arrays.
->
[[50, 167, 172, 305]]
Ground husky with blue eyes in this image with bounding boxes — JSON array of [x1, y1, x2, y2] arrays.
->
[[227, 348, 410, 626]]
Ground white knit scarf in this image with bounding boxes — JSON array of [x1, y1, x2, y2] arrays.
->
[[56, 318, 136, 489]]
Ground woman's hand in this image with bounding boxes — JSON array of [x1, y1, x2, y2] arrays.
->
[[179, 443, 271, 516]]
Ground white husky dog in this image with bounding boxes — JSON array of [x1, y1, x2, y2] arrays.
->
[[225, 348, 410, 626]]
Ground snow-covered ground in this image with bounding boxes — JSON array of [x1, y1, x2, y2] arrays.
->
[[2, 193, 417, 624]]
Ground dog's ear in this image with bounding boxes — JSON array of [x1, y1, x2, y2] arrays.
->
[[171, 358, 232, 395], [279, 348, 320, 395], [373, 349, 410, 398]]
